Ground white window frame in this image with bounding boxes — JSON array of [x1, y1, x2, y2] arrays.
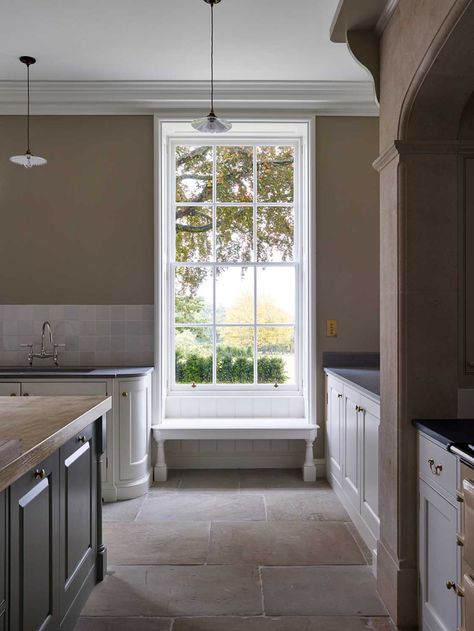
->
[[154, 115, 316, 422]]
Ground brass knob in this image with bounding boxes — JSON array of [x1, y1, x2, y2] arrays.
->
[[428, 458, 443, 475], [337, 393, 343, 399], [456, 534, 465, 546], [10, 393, 16, 396], [34, 468, 46, 480], [78, 435, 87, 443], [122, 391, 128, 397], [446, 581, 464, 597]]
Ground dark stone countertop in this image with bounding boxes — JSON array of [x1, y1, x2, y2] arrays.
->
[[412, 419, 474, 446], [323, 367, 380, 399], [0, 367, 154, 379]]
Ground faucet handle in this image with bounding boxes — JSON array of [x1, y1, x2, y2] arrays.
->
[[20, 343, 34, 366], [53, 343, 66, 366]]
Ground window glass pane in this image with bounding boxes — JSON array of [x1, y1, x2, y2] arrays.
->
[[217, 326, 254, 384], [176, 207, 213, 262], [256, 267, 295, 324], [257, 326, 295, 384], [216, 267, 254, 324], [257, 145, 294, 203], [257, 206, 294, 262], [176, 145, 213, 203], [216, 206, 253, 262], [175, 327, 212, 384], [175, 266, 213, 324], [216, 146, 253, 202]]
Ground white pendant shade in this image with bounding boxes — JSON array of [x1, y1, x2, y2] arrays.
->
[[9, 153, 47, 168], [191, 113, 232, 133]]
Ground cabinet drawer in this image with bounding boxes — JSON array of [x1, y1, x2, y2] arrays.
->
[[419, 433, 457, 501]]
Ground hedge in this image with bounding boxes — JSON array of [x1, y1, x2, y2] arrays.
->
[[175, 345, 286, 384]]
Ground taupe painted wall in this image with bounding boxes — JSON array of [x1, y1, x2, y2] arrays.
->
[[315, 116, 380, 458], [0, 116, 154, 304]]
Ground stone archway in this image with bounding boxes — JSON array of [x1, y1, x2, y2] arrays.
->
[[373, 1, 474, 626]]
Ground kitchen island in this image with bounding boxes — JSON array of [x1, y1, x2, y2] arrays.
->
[[0, 395, 112, 631]]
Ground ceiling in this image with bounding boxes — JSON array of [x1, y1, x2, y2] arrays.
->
[[0, 0, 368, 82]]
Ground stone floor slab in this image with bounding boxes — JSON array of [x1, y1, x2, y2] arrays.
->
[[265, 489, 349, 521], [137, 493, 266, 522], [82, 565, 263, 617], [208, 521, 365, 565], [102, 496, 145, 522], [238, 469, 321, 491], [179, 469, 240, 491], [173, 616, 393, 631], [262, 566, 387, 616], [103, 521, 210, 565], [75, 618, 172, 631]]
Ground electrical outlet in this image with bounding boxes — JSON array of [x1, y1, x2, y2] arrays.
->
[[326, 319, 338, 337]]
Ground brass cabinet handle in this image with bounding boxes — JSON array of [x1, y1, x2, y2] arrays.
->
[[457, 533, 465, 546], [34, 468, 46, 480], [428, 458, 443, 475], [337, 393, 343, 399], [77, 435, 87, 444], [457, 492, 465, 503], [355, 405, 365, 413], [122, 391, 128, 397], [446, 581, 464, 597]]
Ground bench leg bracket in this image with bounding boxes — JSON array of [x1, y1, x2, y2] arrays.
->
[[303, 439, 316, 482], [154, 439, 168, 482]]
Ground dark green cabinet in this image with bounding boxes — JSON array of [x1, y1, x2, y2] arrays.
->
[[5, 416, 106, 631], [0, 489, 7, 631], [9, 454, 59, 631]]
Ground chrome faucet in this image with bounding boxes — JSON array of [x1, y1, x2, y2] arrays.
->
[[21, 320, 66, 366]]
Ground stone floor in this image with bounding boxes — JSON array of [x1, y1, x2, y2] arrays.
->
[[76, 469, 392, 631]]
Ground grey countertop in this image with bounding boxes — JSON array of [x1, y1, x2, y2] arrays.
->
[[0, 366, 153, 379], [324, 367, 380, 399]]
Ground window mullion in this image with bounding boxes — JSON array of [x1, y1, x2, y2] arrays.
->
[[212, 143, 217, 386], [253, 145, 258, 385]]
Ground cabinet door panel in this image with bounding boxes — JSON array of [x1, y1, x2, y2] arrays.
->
[[360, 401, 380, 539], [22, 382, 107, 396], [419, 480, 458, 631], [9, 454, 59, 631], [327, 377, 343, 487], [0, 382, 20, 396], [343, 388, 360, 510], [0, 490, 6, 622], [119, 379, 150, 482], [60, 424, 97, 620]]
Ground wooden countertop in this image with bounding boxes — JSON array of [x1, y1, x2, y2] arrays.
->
[[0, 396, 112, 492]]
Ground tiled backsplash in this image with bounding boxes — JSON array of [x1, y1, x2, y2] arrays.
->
[[0, 305, 154, 367]]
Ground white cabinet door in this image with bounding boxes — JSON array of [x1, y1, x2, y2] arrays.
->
[[118, 377, 150, 482], [360, 397, 380, 539], [0, 383, 21, 396], [327, 376, 344, 488], [419, 480, 459, 631], [343, 386, 361, 510]]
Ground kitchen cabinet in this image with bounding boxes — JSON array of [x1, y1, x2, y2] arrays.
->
[[326, 376, 343, 488], [0, 373, 152, 502], [417, 433, 460, 631], [6, 417, 105, 631], [0, 490, 7, 631], [0, 384, 20, 397], [9, 453, 59, 631], [325, 371, 380, 557]]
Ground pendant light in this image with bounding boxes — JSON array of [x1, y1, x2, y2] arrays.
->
[[192, 0, 231, 133], [9, 56, 47, 168]]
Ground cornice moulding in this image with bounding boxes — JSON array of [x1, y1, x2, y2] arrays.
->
[[0, 80, 378, 116]]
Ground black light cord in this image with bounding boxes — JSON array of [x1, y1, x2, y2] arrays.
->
[[210, 1, 214, 116], [26, 62, 30, 154]]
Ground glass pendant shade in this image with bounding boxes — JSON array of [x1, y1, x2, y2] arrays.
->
[[192, 0, 231, 134], [9, 56, 47, 168], [9, 153, 47, 168], [191, 111, 232, 133]]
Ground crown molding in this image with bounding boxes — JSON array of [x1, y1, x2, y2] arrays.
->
[[0, 80, 378, 116]]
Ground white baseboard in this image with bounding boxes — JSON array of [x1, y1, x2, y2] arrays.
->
[[166, 454, 326, 477]]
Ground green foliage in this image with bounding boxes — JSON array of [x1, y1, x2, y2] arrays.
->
[[175, 344, 286, 385]]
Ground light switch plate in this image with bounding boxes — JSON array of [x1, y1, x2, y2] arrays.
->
[[326, 319, 338, 337]]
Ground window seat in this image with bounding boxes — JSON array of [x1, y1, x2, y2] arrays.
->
[[152, 418, 318, 482]]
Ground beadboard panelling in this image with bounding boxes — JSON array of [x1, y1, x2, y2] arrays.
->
[[164, 396, 305, 419]]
